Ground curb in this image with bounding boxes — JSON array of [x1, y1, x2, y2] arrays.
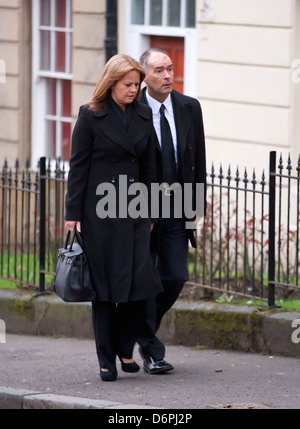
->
[[0, 387, 158, 409], [0, 289, 300, 357]]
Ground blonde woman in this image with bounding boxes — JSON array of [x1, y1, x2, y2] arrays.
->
[[65, 54, 162, 381]]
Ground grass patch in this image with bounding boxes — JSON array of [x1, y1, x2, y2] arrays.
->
[[216, 294, 300, 312], [0, 253, 55, 289]]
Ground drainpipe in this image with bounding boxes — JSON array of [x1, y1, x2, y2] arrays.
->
[[105, 0, 118, 61]]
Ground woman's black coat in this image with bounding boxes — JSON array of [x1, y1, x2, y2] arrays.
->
[[65, 100, 162, 303]]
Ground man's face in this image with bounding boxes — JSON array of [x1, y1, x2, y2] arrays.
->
[[144, 52, 174, 102]]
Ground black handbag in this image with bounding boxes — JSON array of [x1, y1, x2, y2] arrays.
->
[[53, 228, 96, 302]]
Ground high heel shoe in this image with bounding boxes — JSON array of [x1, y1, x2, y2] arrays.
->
[[119, 357, 140, 373], [100, 368, 118, 381]]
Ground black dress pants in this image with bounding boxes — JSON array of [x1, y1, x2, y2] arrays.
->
[[92, 300, 146, 372], [138, 216, 189, 360]]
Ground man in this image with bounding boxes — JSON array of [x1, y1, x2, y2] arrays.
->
[[138, 48, 207, 374]]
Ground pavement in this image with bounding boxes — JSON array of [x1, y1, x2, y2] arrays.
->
[[0, 288, 300, 410]]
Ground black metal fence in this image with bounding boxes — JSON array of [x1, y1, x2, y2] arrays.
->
[[0, 152, 299, 306], [189, 160, 269, 302]]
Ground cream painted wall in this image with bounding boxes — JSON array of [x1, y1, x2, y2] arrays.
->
[[0, 0, 31, 166], [196, 0, 298, 176], [72, 0, 106, 118]]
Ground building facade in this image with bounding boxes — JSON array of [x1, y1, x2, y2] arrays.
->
[[0, 0, 299, 174]]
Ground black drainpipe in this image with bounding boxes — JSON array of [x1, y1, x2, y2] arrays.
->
[[105, 0, 118, 61]]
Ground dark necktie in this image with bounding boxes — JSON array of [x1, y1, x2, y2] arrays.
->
[[160, 104, 178, 185]]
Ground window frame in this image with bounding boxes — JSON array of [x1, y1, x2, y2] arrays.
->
[[32, 0, 73, 167], [132, 0, 195, 28], [125, 0, 197, 97]]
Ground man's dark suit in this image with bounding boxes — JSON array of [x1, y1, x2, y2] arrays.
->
[[139, 87, 207, 360]]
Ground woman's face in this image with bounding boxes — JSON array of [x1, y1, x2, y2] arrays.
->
[[111, 70, 141, 110]]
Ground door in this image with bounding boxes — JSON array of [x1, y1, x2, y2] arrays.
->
[[151, 36, 184, 93]]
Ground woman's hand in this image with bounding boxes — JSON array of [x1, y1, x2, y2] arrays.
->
[[65, 221, 81, 233], [151, 223, 154, 232]]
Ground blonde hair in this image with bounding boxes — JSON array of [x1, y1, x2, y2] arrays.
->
[[87, 54, 146, 111]]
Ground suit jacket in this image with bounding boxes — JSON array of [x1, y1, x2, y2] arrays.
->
[[139, 88, 207, 248]]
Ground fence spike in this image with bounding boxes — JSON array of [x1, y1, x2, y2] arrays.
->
[[252, 169, 256, 187], [278, 153, 283, 171], [27, 167, 32, 189], [14, 162, 19, 186], [62, 160, 66, 178], [8, 168, 12, 185], [261, 170, 266, 188], [235, 166, 240, 185], [34, 170, 39, 191], [243, 167, 248, 185], [218, 163, 223, 180], [21, 169, 25, 187], [47, 158, 51, 174], [226, 165, 231, 183], [287, 153, 292, 173], [55, 158, 60, 176], [210, 163, 215, 180]]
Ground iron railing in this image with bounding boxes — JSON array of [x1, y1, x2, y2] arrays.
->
[[188, 161, 269, 302], [0, 152, 299, 306]]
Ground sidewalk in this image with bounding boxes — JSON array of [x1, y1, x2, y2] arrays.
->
[[0, 288, 300, 409], [1, 334, 300, 409]]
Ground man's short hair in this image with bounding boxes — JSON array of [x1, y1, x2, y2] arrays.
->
[[140, 48, 170, 72]]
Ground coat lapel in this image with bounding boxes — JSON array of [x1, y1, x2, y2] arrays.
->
[[93, 101, 151, 156], [171, 90, 193, 156]]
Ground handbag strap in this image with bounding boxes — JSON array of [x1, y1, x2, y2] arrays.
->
[[64, 226, 85, 252], [64, 230, 72, 249], [74, 227, 85, 249]]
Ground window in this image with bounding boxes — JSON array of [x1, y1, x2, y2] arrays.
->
[[131, 0, 195, 28], [32, 0, 73, 164]]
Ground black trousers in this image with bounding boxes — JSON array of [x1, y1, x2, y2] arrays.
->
[[92, 300, 146, 372], [138, 216, 189, 360]]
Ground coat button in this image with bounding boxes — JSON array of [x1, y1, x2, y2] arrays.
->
[[191, 166, 195, 172], [130, 156, 136, 163], [128, 177, 135, 183], [111, 177, 116, 184]]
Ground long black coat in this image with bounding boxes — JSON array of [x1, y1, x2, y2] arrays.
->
[[65, 100, 162, 303], [139, 88, 207, 250]]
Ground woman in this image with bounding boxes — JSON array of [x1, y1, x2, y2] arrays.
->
[[65, 54, 162, 381]]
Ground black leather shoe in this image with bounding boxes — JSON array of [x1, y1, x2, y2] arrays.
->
[[139, 348, 174, 374]]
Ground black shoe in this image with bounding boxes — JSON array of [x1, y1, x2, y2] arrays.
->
[[119, 358, 140, 373], [139, 348, 174, 374], [100, 369, 118, 381]]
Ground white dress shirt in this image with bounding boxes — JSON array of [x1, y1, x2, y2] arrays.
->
[[145, 91, 178, 164]]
